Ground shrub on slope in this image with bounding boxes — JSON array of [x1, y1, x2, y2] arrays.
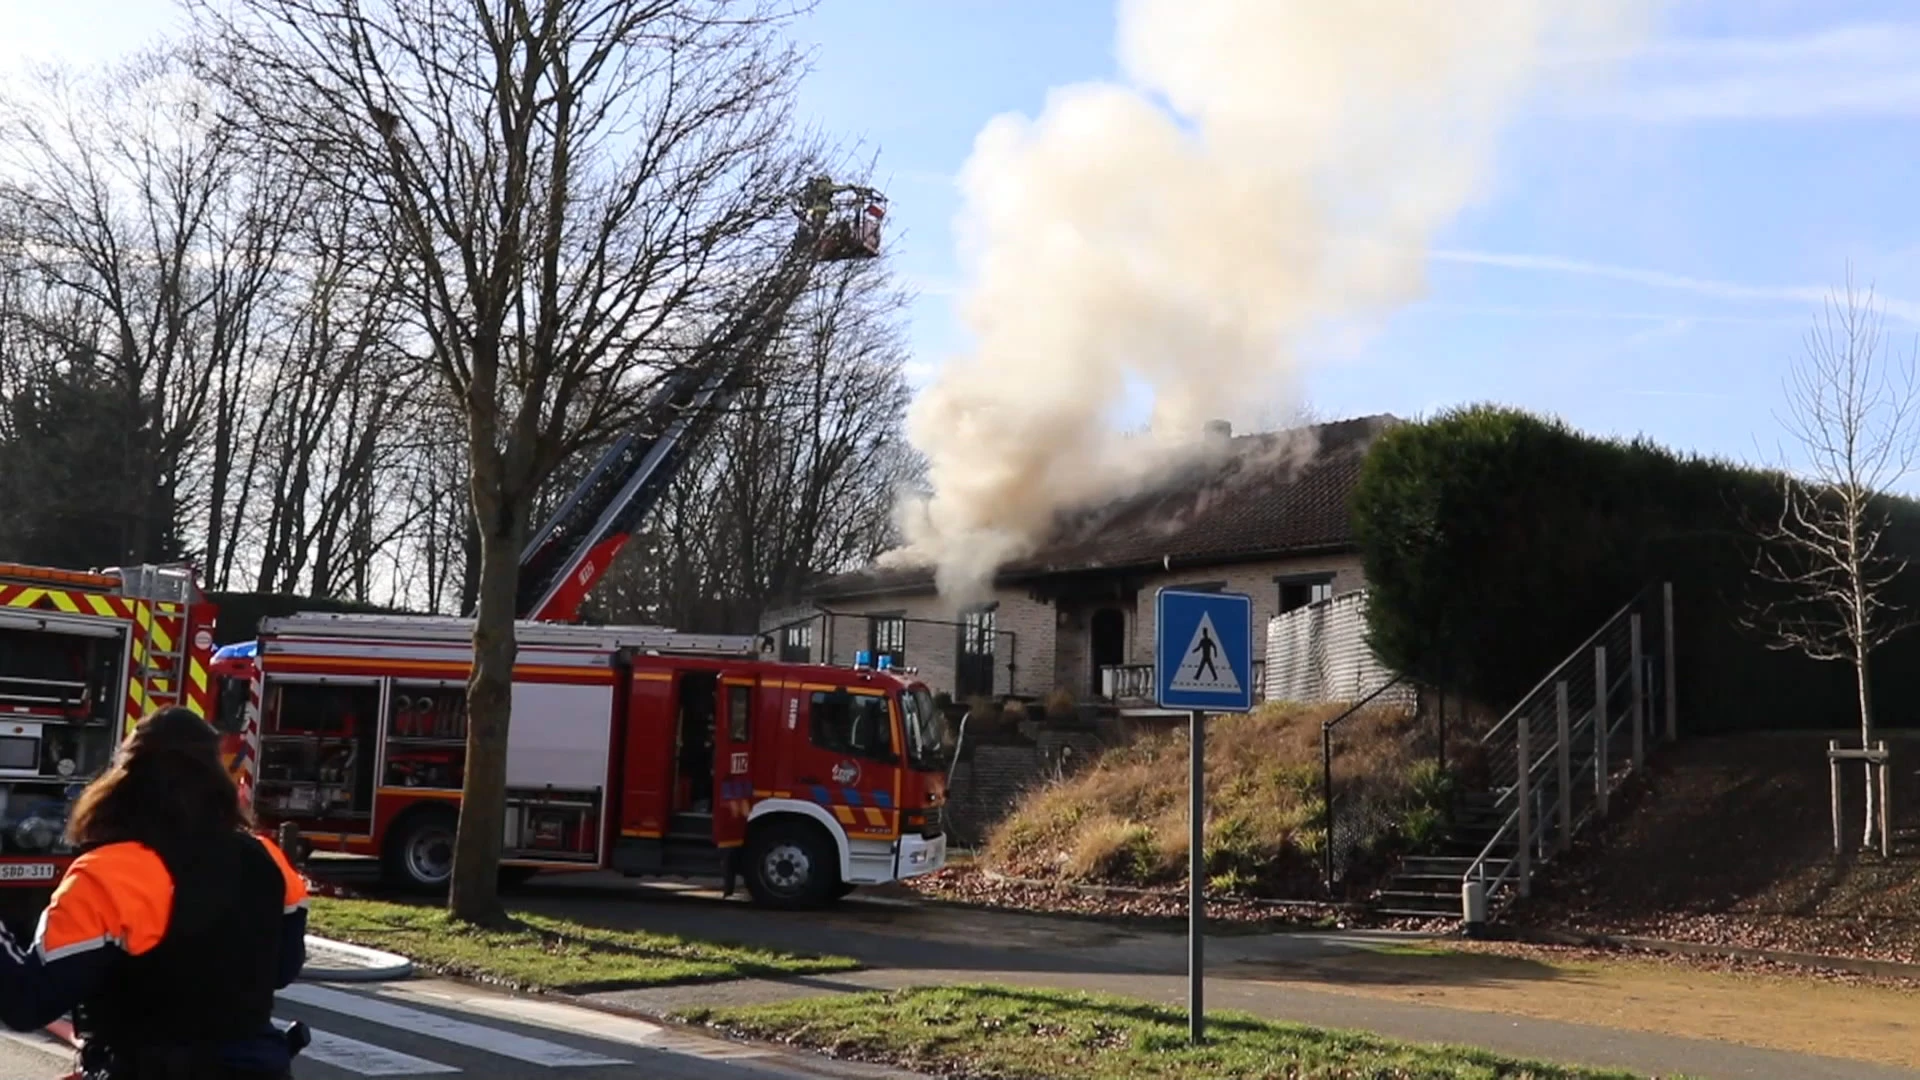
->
[[981, 701, 1446, 898]]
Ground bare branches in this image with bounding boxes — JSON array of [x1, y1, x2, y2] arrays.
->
[[1744, 270, 1920, 850], [1747, 275, 1920, 659]]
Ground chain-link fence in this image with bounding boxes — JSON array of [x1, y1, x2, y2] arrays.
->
[[1319, 673, 1443, 894]]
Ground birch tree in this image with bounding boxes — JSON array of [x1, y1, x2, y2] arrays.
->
[[1747, 278, 1920, 851]]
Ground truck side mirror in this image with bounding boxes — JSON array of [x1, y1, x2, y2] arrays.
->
[[212, 680, 250, 735]]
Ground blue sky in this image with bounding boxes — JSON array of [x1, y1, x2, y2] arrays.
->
[[781, 0, 1920, 486], [13, 0, 1920, 486]]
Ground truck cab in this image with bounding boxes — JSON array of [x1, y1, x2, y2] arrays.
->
[[614, 651, 949, 908]]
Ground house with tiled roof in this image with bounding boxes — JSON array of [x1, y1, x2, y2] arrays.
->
[[758, 413, 1399, 711]]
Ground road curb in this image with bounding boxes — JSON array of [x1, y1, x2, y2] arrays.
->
[[1491, 923, 1920, 981], [299, 934, 415, 982], [549, 985, 930, 1079]]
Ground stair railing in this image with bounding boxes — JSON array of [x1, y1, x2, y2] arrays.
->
[[1319, 672, 1423, 894], [1459, 582, 1674, 927]]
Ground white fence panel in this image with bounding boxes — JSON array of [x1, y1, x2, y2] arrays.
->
[[1264, 590, 1415, 707]]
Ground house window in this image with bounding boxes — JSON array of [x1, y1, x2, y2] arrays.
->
[[962, 608, 995, 655], [1277, 574, 1335, 614], [781, 623, 814, 663], [868, 614, 906, 666], [956, 606, 996, 699]]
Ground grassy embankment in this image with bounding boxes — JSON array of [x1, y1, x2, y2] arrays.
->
[[307, 895, 857, 992], [679, 984, 1680, 1080], [982, 700, 1451, 896]]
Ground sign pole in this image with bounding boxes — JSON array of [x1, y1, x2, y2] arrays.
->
[[1153, 587, 1252, 1051], [1189, 705, 1205, 1045]]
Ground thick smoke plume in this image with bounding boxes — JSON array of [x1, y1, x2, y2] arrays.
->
[[882, 0, 1648, 604]]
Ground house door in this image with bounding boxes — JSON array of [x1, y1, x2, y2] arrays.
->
[[955, 609, 996, 700], [1089, 608, 1125, 696]]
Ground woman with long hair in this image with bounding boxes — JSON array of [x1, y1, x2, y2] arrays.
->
[[0, 706, 308, 1079]]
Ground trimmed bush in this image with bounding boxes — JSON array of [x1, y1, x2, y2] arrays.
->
[[206, 591, 418, 644], [1351, 404, 1920, 733]]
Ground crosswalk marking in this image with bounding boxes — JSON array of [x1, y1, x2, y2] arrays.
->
[[302, 1027, 460, 1076], [375, 981, 777, 1062], [282, 983, 629, 1068]]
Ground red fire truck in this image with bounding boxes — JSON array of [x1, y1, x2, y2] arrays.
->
[[220, 613, 948, 907], [0, 561, 219, 917], [209, 176, 917, 906]]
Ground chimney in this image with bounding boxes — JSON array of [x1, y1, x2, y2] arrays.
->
[[1204, 419, 1232, 441]]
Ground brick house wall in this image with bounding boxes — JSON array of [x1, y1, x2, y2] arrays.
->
[[757, 587, 1058, 701], [1128, 552, 1367, 672], [760, 551, 1364, 705]]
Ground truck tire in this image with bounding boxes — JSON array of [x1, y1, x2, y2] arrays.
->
[[743, 818, 839, 910], [381, 807, 458, 893]]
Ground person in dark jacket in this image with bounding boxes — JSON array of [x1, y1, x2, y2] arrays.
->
[[0, 706, 308, 1079]]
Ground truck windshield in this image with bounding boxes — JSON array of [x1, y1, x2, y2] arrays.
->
[[900, 687, 944, 770]]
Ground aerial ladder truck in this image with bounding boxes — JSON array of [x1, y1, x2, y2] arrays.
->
[[215, 181, 949, 907]]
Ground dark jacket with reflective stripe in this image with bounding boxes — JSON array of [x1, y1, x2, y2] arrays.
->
[[0, 831, 309, 1073]]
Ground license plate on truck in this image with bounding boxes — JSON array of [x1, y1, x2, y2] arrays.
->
[[0, 863, 56, 882]]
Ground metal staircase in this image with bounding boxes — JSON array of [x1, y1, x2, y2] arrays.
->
[[1379, 582, 1677, 928]]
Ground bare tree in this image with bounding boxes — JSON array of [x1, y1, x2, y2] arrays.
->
[[1747, 276, 1920, 851], [193, 0, 823, 921], [0, 48, 299, 567]]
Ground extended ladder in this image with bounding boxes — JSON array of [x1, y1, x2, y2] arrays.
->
[[512, 183, 886, 624]]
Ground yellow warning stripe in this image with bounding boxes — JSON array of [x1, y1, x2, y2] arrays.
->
[[862, 807, 889, 828], [189, 659, 207, 694], [831, 805, 857, 826], [85, 595, 116, 618]]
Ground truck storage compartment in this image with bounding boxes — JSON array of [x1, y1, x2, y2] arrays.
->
[[382, 681, 468, 790], [254, 679, 380, 834], [0, 618, 126, 864], [503, 786, 602, 863]]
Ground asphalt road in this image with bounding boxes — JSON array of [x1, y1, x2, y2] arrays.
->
[[0, 975, 922, 1080], [478, 869, 1920, 1080]]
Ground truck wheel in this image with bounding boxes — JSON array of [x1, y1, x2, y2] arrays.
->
[[381, 808, 458, 893], [744, 819, 839, 910]]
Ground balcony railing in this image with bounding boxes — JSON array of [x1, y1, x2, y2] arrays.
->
[[1098, 661, 1267, 706]]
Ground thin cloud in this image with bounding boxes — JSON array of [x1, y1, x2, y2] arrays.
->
[[1429, 249, 1920, 324], [1411, 301, 1801, 327], [1552, 22, 1920, 120]]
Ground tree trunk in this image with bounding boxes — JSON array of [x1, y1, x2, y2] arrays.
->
[[447, 479, 525, 925], [1858, 648, 1878, 850]]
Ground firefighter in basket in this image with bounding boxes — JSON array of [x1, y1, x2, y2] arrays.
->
[[794, 175, 885, 260], [0, 707, 311, 1079]]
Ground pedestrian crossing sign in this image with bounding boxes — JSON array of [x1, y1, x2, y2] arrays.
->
[[1154, 588, 1254, 712]]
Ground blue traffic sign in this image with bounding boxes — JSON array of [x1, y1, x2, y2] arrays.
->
[[1155, 588, 1255, 712]]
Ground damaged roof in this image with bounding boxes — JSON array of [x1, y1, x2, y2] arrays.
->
[[809, 413, 1399, 600]]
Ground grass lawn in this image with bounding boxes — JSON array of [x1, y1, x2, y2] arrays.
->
[[676, 984, 1687, 1080], [307, 896, 858, 992]]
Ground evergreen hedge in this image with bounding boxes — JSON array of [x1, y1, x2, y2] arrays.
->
[[1350, 405, 1920, 733], [206, 591, 419, 645]]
